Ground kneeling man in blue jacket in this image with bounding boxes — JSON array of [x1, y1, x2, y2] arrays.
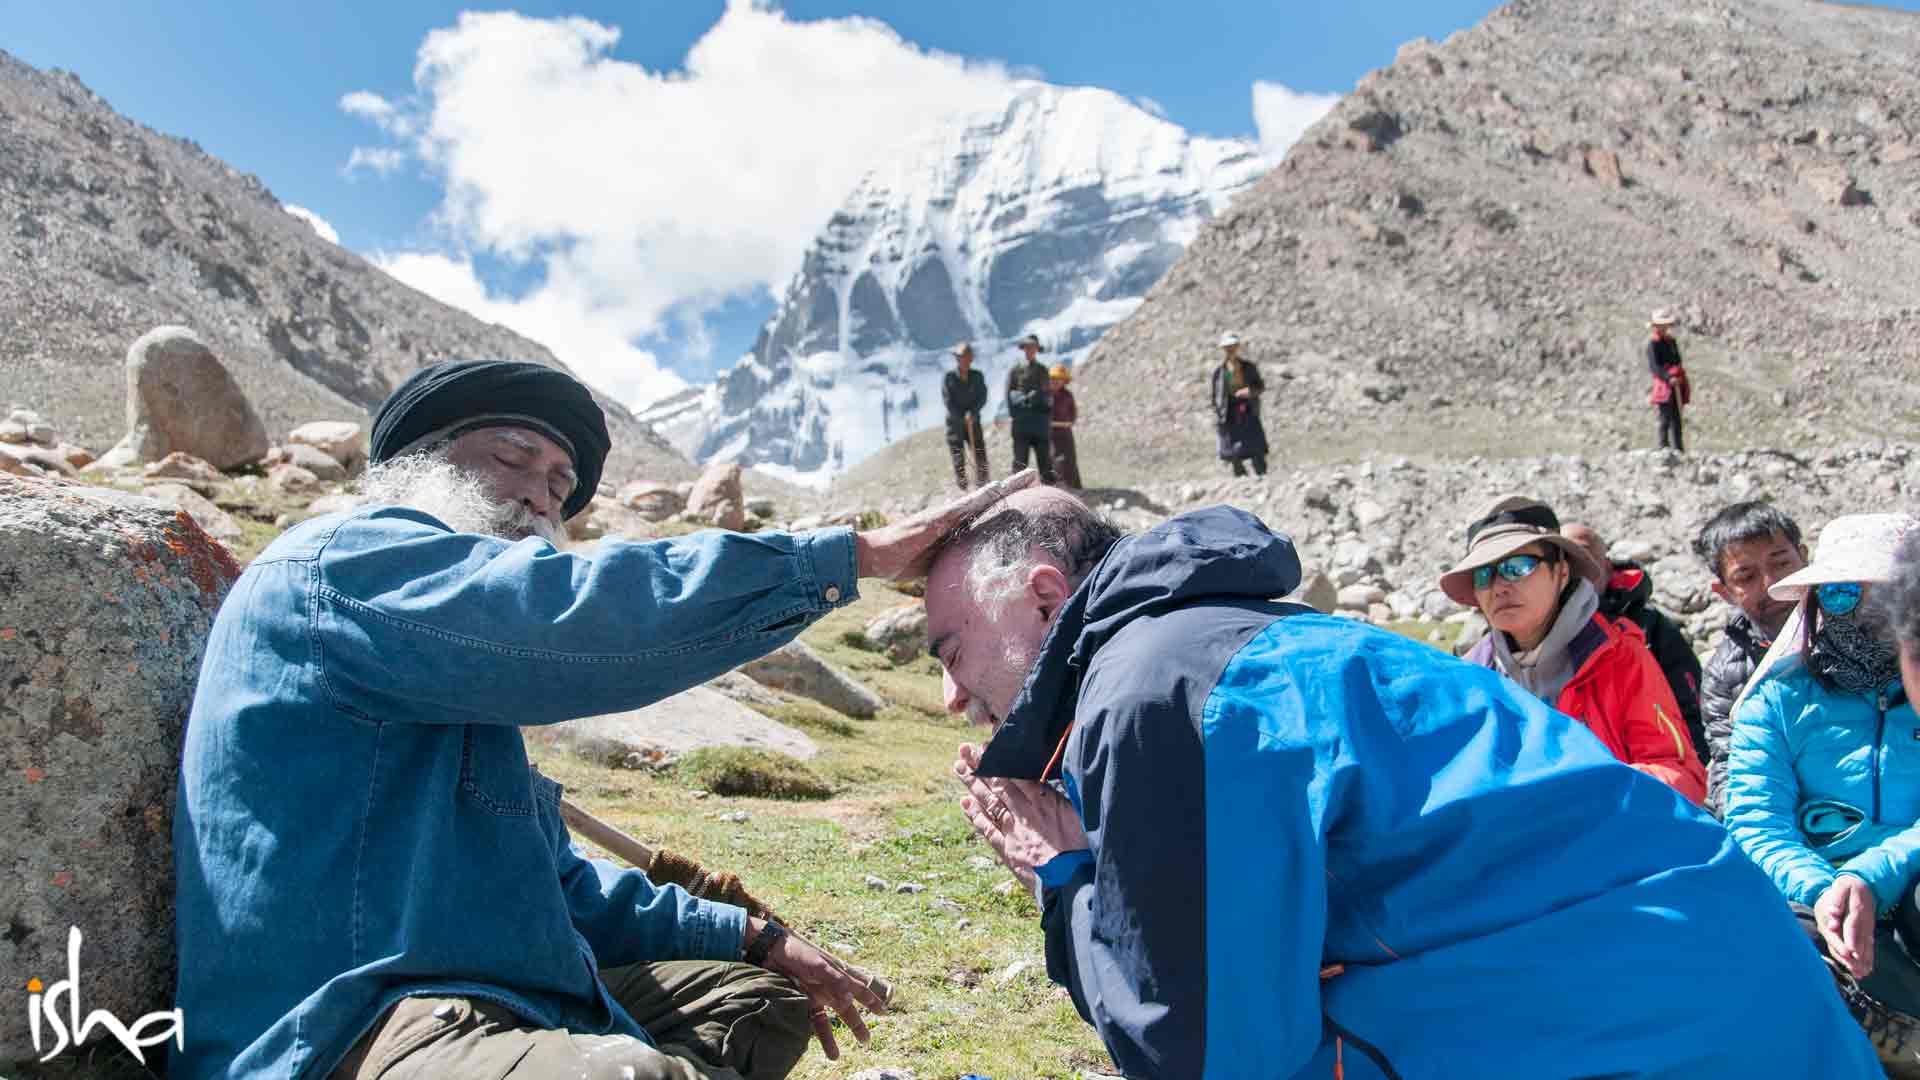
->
[[927, 488, 1879, 1079]]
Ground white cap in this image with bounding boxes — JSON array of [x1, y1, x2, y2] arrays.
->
[[1218, 332, 1241, 348]]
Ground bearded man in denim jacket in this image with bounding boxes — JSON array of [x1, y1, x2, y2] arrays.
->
[[172, 360, 1029, 1080]]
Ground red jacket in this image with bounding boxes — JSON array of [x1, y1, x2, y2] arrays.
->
[[1471, 614, 1708, 805]]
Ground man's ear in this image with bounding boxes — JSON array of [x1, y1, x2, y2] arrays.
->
[[1026, 562, 1072, 621]]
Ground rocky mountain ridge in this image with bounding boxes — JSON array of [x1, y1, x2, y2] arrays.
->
[[915, 0, 1920, 485], [0, 49, 692, 483], [651, 82, 1268, 484]]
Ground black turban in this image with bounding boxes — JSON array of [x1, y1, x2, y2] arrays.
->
[[369, 360, 610, 520]]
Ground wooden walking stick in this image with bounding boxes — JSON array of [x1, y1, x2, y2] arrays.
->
[[558, 796, 896, 1004]]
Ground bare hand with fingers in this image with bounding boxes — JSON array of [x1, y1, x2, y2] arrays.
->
[[854, 469, 1040, 581], [954, 743, 1088, 890], [746, 919, 888, 1060], [1815, 875, 1877, 979]]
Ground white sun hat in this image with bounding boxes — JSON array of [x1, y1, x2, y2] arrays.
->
[[1769, 513, 1920, 601], [1218, 332, 1241, 348]]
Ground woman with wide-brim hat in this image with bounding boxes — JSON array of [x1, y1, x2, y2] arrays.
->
[[1723, 513, 1920, 1037], [1444, 495, 1707, 804]]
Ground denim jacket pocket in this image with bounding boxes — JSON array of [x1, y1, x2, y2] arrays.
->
[[460, 725, 539, 817]]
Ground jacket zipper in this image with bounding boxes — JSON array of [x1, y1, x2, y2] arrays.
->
[[1873, 702, 1888, 823], [1652, 707, 1687, 760]]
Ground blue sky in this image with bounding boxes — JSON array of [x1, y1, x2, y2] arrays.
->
[[2, 1, 1748, 403]]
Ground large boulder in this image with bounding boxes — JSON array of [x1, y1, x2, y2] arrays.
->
[[142, 451, 224, 496], [141, 483, 244, 546], [526, 686, 818, 764], [686, 462, 748, 531], [93, 327, 270, 471], [864, 602, 929, 664], [0, 443, 78, 479], [739, 640, 885, 719], [618, 481, 684, 522], [286, 421, 367, 474], [0, 476, 240, 1064]]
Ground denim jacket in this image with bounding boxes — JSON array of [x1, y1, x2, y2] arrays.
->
[[171, 507, 859, 1078]]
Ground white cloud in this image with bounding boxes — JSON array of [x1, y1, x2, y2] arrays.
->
[[339, 90, 396, 124], [374, 251, 688, 409], [1252, 80, 1342, 163], [340, 1, 1016, 408], [1136, 96, 1168, 119], [344, 146, 407, 178], [282, 204, 339, 244]]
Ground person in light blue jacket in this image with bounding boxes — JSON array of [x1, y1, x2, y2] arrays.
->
[[171, 360, 1030, 1080], [1725, 512, 1920, 1060]]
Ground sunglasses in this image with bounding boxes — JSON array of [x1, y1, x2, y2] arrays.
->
[[1815, 582, 1863, 618], [1472, 554, 1548, 591]]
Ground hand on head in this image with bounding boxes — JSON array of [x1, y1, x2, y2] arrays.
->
[[854, 470, 1041, 581]]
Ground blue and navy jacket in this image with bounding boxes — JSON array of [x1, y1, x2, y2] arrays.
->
[[974, 507, 1878, 1079]]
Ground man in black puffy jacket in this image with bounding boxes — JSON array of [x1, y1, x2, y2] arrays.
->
[[1565, 524, 1705, 762], [1690, 502, 1808, 816]]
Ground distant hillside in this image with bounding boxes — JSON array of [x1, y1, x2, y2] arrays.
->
[[849, 0, 1920, 494], [0, 51, 691, 482]]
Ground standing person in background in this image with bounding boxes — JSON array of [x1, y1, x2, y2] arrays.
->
[[1048, 364, 1082, 490], [1564, 522, 1706, 763], [942, 343, 990, 491], [1647, 309, 1691, 453], [1693, 502, 1811, 816], [1210, 333, 1268, 477], [1005, 334, 1056, 485]]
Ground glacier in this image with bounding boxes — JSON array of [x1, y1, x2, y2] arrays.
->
[[648, 81, 1268, 486]]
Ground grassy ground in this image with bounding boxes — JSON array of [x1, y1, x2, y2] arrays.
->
[[537, 583, 1115, 1079]]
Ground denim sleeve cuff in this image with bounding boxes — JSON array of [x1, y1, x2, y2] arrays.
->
[[691, 899, 749, 963], [801, 527, 860, 610], [1036, 850, 1094, 890]]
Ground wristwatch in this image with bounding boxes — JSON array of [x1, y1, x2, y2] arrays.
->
[[744, 919, 787, 967]]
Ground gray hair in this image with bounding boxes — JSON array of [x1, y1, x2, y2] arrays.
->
[[357, 444, 565, 545], [942, 500, 1123, 614]]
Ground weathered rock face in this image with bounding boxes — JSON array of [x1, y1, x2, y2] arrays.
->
[[95, 327, 271, 470], [141, 449, 224, 494], [0, 475, 239, 1063], [526, 686, 818, 764], [864, 602, 929, 664], [686, 462, 748, 532], [286, 421, 365, 474], [739, 640, 885, 719], [0, 50, 693, 484], [1049, 0, 1920, 478]]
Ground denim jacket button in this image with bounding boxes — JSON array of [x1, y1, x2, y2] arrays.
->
[[824, 585, 842, 603]]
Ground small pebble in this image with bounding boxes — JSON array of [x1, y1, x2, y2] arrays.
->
[[864, 874, 889, 891], [895, 882, 925, 895]]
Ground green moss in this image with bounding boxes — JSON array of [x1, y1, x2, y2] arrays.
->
[[676, 747, 834, 800]]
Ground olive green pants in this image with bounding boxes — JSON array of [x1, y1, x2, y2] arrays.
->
[[330, 962, 813, 1080]]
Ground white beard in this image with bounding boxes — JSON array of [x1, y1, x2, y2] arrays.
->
[[357, 453, 566, 545]]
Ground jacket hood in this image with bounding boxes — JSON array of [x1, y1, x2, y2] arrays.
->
[[974, 506, 1302, 780], [1600, 561, 1653, 619]]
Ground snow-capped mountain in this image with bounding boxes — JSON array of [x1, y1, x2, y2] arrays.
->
[[648, 82, 1268, 486]]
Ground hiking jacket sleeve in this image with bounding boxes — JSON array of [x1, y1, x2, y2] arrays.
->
[[1040, 674, 1327, 1077], [311, 509, 858, 725], [1700, 634, 1751, 817], [550, 798, 746, 966], [1724, 682, 1839, 906], [1588, 637, 1708, 804]]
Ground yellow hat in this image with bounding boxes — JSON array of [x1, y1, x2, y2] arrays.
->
[[1049, 364, 1071, 382]]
